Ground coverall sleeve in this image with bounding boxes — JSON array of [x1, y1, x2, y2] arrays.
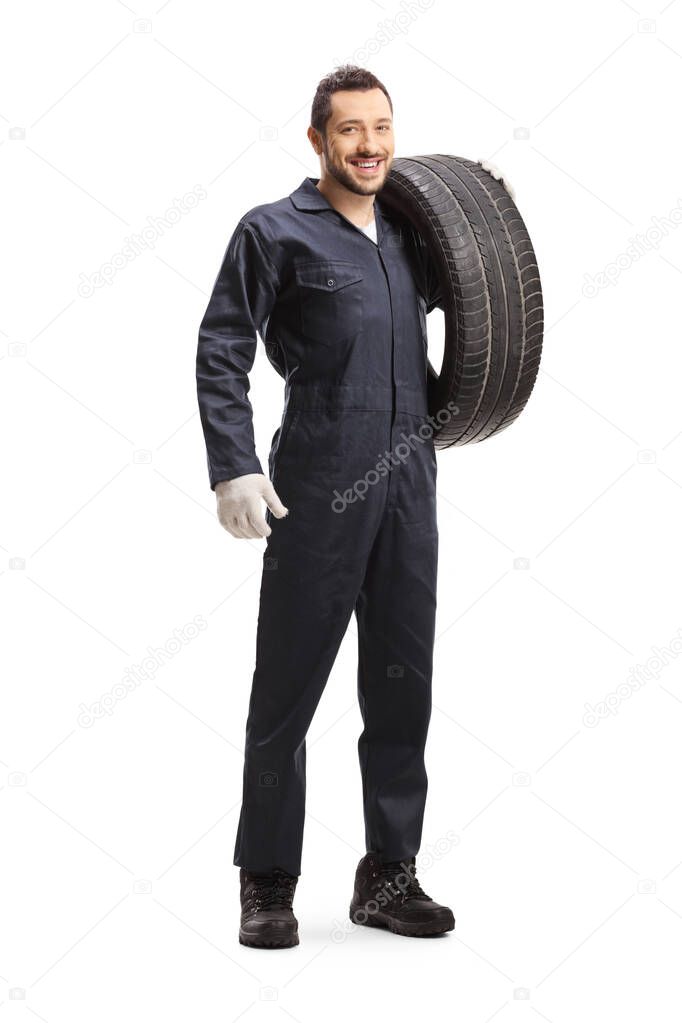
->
[[410, 224, 444, 314], [196, 218, 281, 490], [424, 247, 444, 314]]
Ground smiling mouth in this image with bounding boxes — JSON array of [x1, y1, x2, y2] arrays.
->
[[349, 157, 384, 173]]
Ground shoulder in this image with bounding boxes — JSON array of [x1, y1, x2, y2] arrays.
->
[[238, 195, 292, 241], [219, 198, 291, 282]]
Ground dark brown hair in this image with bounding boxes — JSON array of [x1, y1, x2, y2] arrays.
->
[[311, 64, 393, 136]]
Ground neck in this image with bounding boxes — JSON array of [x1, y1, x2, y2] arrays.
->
[[315, 175, 376, 228]]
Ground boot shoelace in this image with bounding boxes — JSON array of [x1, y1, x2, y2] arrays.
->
[[373, 861, 431, 902], [247, 872, 296, 911]]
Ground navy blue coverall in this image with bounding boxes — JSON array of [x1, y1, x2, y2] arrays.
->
[[196, 176, 444, 877]]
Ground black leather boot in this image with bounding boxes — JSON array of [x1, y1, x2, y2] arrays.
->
[[349, 852, 455, 937], [239, 867, 299, 948]]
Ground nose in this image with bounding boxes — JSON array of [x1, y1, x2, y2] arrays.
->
[[356, 127, 385, 151]]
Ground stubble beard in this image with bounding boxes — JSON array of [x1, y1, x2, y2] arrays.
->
[[323, 139, 389, 198]]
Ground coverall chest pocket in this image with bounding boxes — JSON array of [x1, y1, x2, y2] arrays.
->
[[294, 260, 364, 345]]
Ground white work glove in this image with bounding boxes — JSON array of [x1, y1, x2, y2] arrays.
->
[[478, 159, 516, 202], [215, 473, 289, 539]]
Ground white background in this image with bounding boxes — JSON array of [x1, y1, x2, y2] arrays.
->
[[2, 0, 682, 1019]]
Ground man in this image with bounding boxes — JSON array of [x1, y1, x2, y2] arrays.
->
[[196, 64, 511, 949]]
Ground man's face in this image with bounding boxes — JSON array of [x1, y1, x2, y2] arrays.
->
[[314, 88, 394, 196]]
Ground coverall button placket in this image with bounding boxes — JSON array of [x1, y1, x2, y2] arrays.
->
[[375, 240, 399, 512], [197, 176, 441, 877]]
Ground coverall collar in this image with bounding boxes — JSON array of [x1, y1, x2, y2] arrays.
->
[[290, 176, 390, 245]]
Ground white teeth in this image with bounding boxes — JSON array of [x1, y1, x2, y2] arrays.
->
[[352, 160, 379, 168]]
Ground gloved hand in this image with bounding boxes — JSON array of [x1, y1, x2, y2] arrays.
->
[[215, 473, 289, 539], [478, 159, 516, 202]]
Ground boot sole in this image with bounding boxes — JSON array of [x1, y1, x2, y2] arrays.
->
[[349, 902, 454, 938], [239, 929, 299, 949]]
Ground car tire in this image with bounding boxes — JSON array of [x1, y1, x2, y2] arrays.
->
[[380, 154, 543, 447]]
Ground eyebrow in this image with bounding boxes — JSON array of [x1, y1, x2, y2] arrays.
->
[[335, 117, 392, 128]]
